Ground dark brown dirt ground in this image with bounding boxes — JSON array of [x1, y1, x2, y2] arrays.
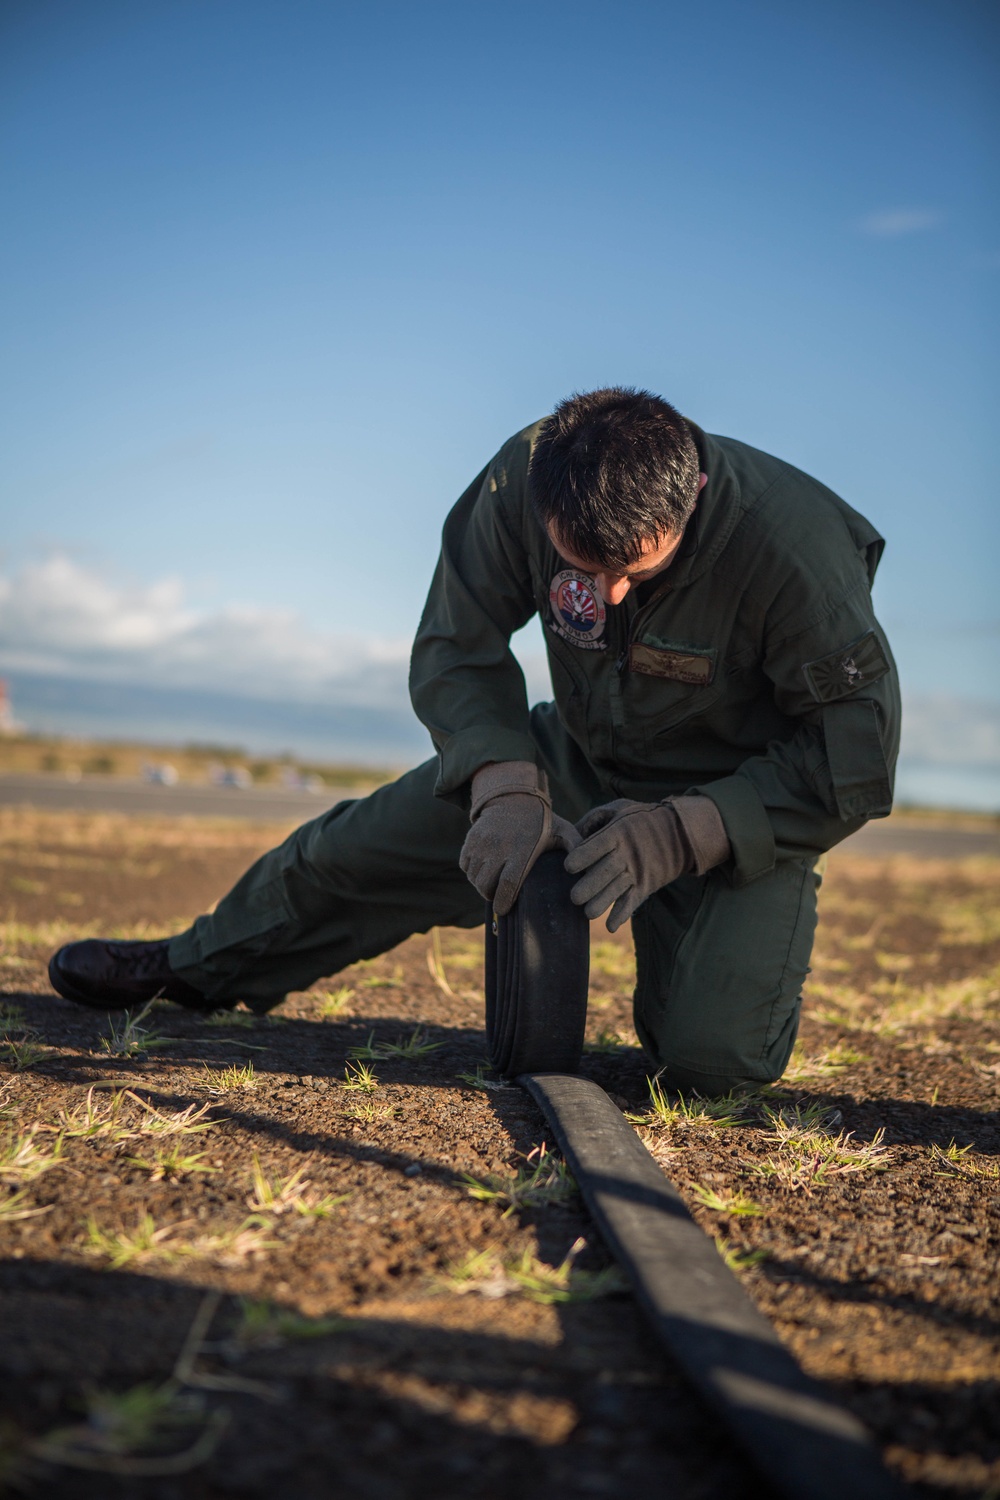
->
[[0, 806, 998, 1498]]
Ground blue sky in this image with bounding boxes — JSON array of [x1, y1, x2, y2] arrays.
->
[[1, 0, 998, 793]]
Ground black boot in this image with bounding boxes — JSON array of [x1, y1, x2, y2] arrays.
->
[[48, 939, 216, 1012]]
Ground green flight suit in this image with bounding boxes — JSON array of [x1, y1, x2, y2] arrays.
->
[[170, 419, 900, 1094]]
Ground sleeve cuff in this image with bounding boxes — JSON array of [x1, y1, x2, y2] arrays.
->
[[433, 726, 540, 807], [693, 773, 776, 886], [671, 793, 731, 875]]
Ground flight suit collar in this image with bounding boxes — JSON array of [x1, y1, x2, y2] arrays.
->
[[649, 421, 744, 594]]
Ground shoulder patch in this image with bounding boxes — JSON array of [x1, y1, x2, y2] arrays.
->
[[802, 630, 890, 704]]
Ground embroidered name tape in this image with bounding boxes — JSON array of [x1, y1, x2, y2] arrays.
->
[[629, 642, 716, 685], [548, 569, 607, 650], [802, 629, 890, 703]]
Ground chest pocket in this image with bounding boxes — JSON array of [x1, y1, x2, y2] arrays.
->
[[627, 640, 755, 746], [631, 675, 729, 743], [626, 638, 722, 734]]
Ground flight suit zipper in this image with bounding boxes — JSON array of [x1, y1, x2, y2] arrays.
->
[[615, 585, 671, 675], [607, 584, 678, 784], [607, 603, 630, 743], [607, 592, 650, 757]]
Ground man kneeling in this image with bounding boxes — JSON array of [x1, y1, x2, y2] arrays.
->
[[49, 389, 900, 1097]]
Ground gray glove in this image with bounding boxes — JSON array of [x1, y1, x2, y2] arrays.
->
[[564, 793, 730, 932], [460, 761, 581, 916]]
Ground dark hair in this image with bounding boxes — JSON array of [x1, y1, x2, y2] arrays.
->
[[527, 387, 701, 569]]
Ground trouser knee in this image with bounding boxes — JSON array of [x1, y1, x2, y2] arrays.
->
[[631, 861, 817, 1097], [645, 1002, 801, 1098]]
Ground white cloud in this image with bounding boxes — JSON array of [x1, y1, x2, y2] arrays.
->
[[899, 694, 1000, 769], [0, 553, 555, 713], [3, 557, 995, 773], [858, 208, 940, 238], [0, 555, 412, 709]]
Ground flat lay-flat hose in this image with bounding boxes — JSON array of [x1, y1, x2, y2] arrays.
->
[[480, 853, 902, 1498], [484, 848, 589, 1077]]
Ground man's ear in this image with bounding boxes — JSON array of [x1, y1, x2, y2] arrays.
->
[[698, 472, 708, 493]]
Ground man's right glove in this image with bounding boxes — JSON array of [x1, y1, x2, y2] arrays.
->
[[459, 760, 581, 916]]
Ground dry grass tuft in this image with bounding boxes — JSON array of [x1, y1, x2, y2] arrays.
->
[[1, 1035, 48, 1071], [100, 999, 174, 1058], [626, 1078, 748, 1131], [442, 1239, 626, 1304], [691, 1185, 764, 1217], [0, 1124, 64, 1183], [314, 986, 354, 1018], [84, 1212, 275, 1268], [125, 1146, 218, 1182], [245, 1152, 348, 1218], [201, 1062, 257, 1094], [132, 1096, 218, 1137], [342, 1061, 378, 1094], [930, 1141, 1000, 1180], [782, 1040, 868, 1080], [246, 1153, 312, 1215], [715, 1237, 769, 1273], [348, 1026, 440, 1060], [0, 1188, 53, 1222], [751, 1105, 889, 1190], [343, 1098, 397, 1125], [463, 1145, 576, 1218]]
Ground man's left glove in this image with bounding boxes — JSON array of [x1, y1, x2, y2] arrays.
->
[[563, 794, 731, 932], [460, 760, 580, 916]]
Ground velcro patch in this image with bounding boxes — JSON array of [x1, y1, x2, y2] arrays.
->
[[823, 700, 893, 819], [802, 630, 890, 704], [629, 642, 716, 685]]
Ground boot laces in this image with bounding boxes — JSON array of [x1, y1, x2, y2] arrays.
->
[[107, 940, 171, 982]]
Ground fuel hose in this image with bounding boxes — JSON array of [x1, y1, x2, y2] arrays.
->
[[481, 852, 902, 1499], [483, 848, 589, 1077]]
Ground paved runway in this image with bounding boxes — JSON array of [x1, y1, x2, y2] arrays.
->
[[1, 772, 997, 859], [0, 772, 363, 823], [837, 819, 1000, 860]]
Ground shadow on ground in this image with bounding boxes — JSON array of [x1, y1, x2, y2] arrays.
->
[[0, 1258, 768, 1500]]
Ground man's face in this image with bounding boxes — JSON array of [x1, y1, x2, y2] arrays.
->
[[545, 473, 706, 606]]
